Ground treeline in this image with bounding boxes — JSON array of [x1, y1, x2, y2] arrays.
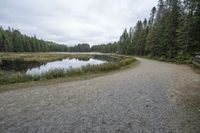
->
[[0, 27, 90, 52], [0, 27, 65, 52], [93, 0, 200, 61], [91, 42, 118, 53], [69, 44, 90, 52]]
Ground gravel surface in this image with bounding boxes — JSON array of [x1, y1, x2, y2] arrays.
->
[[0, 58, 199, 133]]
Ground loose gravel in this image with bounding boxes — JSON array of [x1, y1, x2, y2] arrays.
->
[[0, 58, 199, 133]]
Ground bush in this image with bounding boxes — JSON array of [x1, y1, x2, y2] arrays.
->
[[175, 52, 192, 63]]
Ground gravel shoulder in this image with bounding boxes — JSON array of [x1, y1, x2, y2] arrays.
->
[[0, 58, 199, 133]]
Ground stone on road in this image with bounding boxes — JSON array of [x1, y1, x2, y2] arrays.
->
[[0, 58, 200, 133]]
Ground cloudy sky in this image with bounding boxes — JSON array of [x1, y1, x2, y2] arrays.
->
[[0, 0, 157, 46]]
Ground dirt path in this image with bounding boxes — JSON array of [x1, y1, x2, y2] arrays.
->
[[0, 58, 199, 133]]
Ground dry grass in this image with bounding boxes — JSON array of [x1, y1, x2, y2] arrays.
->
[[0, 52, 93, 61]]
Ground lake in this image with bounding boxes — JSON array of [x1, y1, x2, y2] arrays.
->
[[0, 57, 106, 76]]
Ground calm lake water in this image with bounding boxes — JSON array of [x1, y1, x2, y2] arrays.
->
[[26, 58, 106, 75], [0, 58, 106, 76]]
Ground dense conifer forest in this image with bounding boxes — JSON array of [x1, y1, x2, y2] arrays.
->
[[92, 0, 200, 61], [0, 27, 90, 52]]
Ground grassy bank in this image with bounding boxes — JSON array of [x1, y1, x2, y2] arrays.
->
[[0, 53, 136, 85], [0, 52, 94, 62], [40, 57, 135, 79]]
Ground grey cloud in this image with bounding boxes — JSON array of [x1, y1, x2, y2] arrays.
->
[[0, 0, 157, 45]]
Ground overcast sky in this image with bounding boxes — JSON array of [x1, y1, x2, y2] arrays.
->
[[0, 0, 157, 46]]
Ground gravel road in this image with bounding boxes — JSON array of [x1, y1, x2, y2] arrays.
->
[[0, 58, 200, 133]]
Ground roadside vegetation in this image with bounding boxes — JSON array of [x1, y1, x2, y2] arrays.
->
[[0, 53, 136, 85], [142, 55, 192, 64]]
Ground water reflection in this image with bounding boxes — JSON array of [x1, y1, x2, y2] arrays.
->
[[26, 58, 106, 75], [0, 59, 44, 72]]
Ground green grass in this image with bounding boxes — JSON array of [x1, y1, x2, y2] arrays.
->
[[0, 54, 136, 85], [0, 71, 33, 85]]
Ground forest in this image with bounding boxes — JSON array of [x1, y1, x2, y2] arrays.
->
[[0, 0, 199, 62], [0, 27, 90, 52], [93, 0, 200, 61]]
